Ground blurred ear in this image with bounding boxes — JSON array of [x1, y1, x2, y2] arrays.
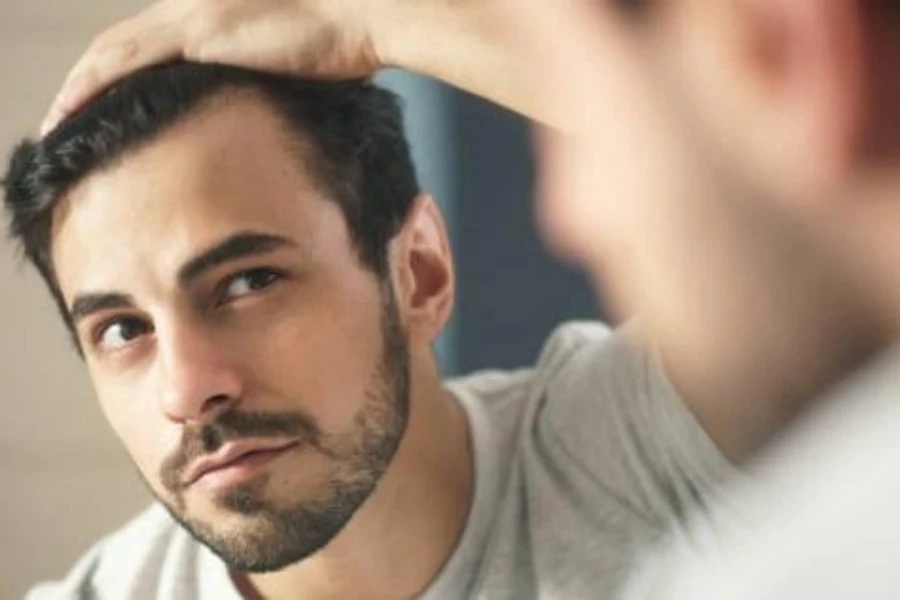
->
[[388, 194, 455, 346], [671, 0, 867, 205]]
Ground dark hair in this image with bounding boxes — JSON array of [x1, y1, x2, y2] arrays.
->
[[2, 62, 420, 336]]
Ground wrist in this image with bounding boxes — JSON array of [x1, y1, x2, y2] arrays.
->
[[367, 0, 428, 70], [370, 0, 484, 72]]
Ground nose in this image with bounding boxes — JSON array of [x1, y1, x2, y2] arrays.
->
[[155, 320, 244, 424]]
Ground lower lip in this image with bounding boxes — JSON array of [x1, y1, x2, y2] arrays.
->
[[194, 444, 297, 490]]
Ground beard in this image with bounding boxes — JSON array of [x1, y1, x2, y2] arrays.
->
[[151, 283, 410, 573]]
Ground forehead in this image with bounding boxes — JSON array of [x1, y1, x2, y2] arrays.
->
[[50, 93, 341, 300]]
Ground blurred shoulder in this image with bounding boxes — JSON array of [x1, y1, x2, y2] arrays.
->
[[25, 504, 185, 600]]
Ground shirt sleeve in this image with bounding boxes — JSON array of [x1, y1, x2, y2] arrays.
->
[[533, 321, 737, 532]]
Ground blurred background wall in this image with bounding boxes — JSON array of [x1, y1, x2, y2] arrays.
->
[[0, 1, 599, 597]]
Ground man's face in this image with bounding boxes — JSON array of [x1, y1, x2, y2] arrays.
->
[[514, 0, 868, 308], [509, 0, 761, 354], [513, 0, 753, 303], [510, 0, 880, 424], [49, 93, 410, 572]]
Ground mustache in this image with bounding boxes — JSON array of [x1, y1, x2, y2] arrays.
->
[[160, 409, 322, 493]]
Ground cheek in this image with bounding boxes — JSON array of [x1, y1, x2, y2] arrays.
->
[[93, 382, 178, 489], [231, 282, 388, 431]]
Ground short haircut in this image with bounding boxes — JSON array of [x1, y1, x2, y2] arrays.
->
[[2, 62, 420, 337]]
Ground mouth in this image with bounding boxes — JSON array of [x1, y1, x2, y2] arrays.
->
[[184, 439, 299, 490]]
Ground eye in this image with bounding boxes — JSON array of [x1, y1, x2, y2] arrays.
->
[[94, 317, 152, 352], [219, 268, 283, 304]]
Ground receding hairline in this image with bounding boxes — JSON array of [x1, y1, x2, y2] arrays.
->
[[95, 84, 319, 179], [48, 84, 328, 241], [45, 85, 343, 302]]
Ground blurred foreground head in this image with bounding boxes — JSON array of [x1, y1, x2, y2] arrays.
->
[[514, 0, 900, 452]]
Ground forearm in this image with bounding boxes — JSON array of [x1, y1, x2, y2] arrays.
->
[[373, 0, 556, 127]]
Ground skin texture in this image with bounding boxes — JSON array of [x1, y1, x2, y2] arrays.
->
[[49, 91, 473, 599]]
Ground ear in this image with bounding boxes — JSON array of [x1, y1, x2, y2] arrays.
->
[[672, 0, 867, 205], [388, 194, 455, 346]]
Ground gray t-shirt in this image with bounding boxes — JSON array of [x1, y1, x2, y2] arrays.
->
[[621, 347, 900, 600], [28, 322, 731, 600]]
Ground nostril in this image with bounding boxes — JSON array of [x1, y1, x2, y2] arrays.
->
[[203, 393, 232, 414]]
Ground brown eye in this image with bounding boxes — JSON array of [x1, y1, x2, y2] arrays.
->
[[95, 317, 152, 351], [220, 268, 283, 303]]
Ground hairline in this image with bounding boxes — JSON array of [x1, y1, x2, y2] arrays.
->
[[47, 83, 366, 285], [40, 82, 389, 351]]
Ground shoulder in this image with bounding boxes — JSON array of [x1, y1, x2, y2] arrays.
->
[[448, 320, 624, 402], [446, 320, 667, 465], [537, 320, 617, 364], [25, 504, 188, 599], [624, 351, 900, 600], [535, 320, 659, 413], [532, 320, 719, 473], [531, 322, 731, 521], [447, 320, 654, 428], [531, 320, 676, 456]]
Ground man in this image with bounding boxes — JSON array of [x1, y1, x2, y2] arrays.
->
[[6, 63, 731, 599], [17, 0, 898, 597], [38, 0, 882, 461]]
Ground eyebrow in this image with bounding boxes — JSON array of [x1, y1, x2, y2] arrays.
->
[[177, 231, 296, 287], [67, 231, 296, 325], [70, 292, 135, 326]]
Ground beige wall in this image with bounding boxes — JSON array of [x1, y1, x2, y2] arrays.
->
[[1, 2, 155, 597]]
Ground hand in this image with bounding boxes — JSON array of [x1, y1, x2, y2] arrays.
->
[[41, 0, 384, 135]]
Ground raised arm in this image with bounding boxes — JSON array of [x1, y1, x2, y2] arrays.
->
[[41, 0, 541, 134]]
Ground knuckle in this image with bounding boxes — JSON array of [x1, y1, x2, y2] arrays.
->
[[88, 33, 126, 63], [182, 3, 225, 59], [73, 69, 102, 95], [187, 0, 223, 29], [110, 38, 141, 63], [87, 33, 112, 55], [182, 22, 207, 58]]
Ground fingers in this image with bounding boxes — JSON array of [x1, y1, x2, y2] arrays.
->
[[41, 2, 185, 136]]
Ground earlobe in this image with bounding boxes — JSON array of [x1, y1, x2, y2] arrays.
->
[[390, 194, 455, 343], [755, 0, 866, 196], [785, 0, 865, 191], [680, 0, 867, 205]]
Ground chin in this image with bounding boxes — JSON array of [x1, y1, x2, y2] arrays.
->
[[165, 474, 378, 572]]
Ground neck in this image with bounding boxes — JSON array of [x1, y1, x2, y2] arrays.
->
[[821, 171, 900, 339], [237, 359, 473, 600]]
